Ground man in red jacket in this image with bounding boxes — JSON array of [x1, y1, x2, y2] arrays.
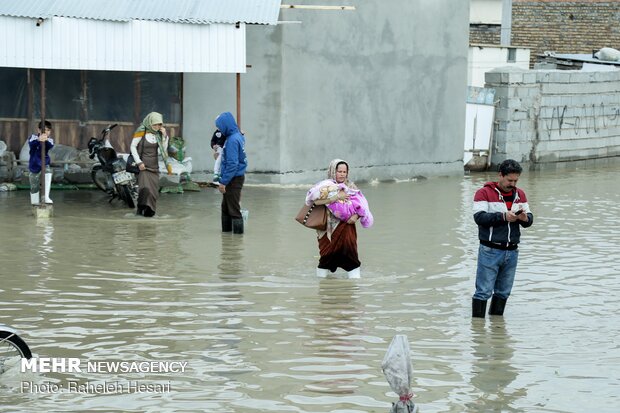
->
[[472, 159, 534, 318]]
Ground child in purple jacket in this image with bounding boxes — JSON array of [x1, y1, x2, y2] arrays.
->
[[28, 120, 54, 205]]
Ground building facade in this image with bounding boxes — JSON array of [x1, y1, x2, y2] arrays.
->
[[184, 0, 470, 184]]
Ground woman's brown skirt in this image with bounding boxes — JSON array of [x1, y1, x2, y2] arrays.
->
[[137, 169, 159, 216], [318, 223, 361, 272]]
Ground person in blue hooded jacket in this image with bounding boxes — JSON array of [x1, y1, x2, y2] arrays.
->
[[215, 112, 247, 234]]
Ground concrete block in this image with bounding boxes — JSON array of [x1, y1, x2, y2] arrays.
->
[[541, 96, 564, 106], [505, 142, 521, 154], [522, 73, 537, 84], [504, 131, 525, 142], [520, 142, 533, 154], [548, 72, 572, 83], [512, 110, 529, 121], [535, 150, 560, 163], [503, 120, 522, 131], [568, 72, 595, 83], [515, 86, 536, 98], [507, 72, 524, 84], [493, 87, 512, 99], [495, 108, 512, 120], [485, 72, 503, 84], [547, 82, 594, 95], [592, 71, 620, 83], [506, 98, 523, 109], [536, 71, 556, 83]]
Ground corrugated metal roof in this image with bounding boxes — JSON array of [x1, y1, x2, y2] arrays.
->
[[0, 0, 282, 25]]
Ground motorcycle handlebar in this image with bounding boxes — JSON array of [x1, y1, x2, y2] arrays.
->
[[102, 124, 118, 134]]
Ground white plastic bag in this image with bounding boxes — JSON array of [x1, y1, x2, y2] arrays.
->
[[382, 335, 418, 413], [594, 47, 620, 62]]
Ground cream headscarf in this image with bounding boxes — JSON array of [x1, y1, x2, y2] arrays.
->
[[327, 158, 357, 189], [137, 112, 164, 134]]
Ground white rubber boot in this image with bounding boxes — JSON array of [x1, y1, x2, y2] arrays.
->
[[44, 173, 53, 204], [347, 267, 361, 279], [30, 192, 40, 205], [316, 267, 329, 278]]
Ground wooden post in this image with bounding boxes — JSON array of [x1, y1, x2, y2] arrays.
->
[[40, 69, 46, 202], [35, 69, 52, 217], [27, 69, 34, 132], [79, 70, 88, 146], [134, 72, 142, 129]]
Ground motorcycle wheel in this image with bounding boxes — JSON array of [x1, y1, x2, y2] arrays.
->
[[118, 184, 135, 209], [91, 165, 109, 193], [0, 330, 32, 364]]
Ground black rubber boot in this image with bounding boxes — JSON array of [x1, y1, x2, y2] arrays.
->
[[221, 214, 232, 232], [489, 296, 508, 316], [472, 298, 487, 318], [232, 218, 244, 234]]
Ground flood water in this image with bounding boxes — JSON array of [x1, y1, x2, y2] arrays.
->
[[0, 165, 619, 412]]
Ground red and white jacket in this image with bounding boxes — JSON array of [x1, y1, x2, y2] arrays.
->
[[473, 181, 534, 245]]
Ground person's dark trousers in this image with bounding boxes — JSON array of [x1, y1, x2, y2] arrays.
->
[[221, 175, 244, 233], [472, 298, 487, 318], [221, 214, 232, 232], [232, 218, 244, 234], [489, 295, 508, 316]]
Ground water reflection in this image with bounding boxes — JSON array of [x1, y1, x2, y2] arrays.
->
[[26, 218, 55, 275], [218, 235, 246, 278], [303, 280, 364, 394], [467, 318, 526, 412], [1, 165, 619, 412]]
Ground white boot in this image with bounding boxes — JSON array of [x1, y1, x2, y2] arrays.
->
[[316, 267, 329, 278], [30, 192, 40, 205], [347, 267, 361, 279], [44, 173, 53, 204]]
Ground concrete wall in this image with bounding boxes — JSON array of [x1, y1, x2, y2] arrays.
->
[[485, 68, 620, 166], [183, 0, 470, 184]]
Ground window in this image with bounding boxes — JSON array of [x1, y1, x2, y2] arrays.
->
[[0, 68, 27, 118], [507, 48, 517, 63]]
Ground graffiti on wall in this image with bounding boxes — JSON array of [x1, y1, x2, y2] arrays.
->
[[539, 103, 620, 139]]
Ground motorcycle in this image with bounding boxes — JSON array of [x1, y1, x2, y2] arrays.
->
[[87, 124, 137, 208]]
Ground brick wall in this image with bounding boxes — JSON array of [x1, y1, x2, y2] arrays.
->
[[470, 24, 501, 45], [470, 1, 620, 67]]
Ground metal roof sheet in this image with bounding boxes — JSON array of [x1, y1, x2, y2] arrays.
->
[[0, 0, 282, 25], [539, 53, 620, 66]]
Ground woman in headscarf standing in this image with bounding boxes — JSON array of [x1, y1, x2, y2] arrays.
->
[[130, 112, 169, 217], [305, 159, 373, 278]]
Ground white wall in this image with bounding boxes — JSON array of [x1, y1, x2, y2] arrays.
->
[[468, 46, 530, 87], [470, 0, 502, 24]]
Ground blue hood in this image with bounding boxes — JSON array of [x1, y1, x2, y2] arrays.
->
[[215, 112, 240, 137]]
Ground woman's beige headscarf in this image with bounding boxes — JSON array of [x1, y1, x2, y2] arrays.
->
[[327, 158, 357, 189], [136, 112, 164, 135]]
